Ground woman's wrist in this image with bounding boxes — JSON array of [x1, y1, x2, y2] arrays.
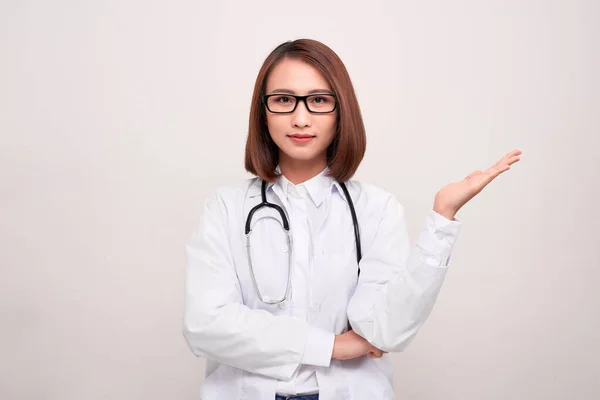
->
[[433, 203, 457, 221], [332, 334, 341, 360]]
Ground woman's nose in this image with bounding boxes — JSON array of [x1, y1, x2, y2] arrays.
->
[[291, 99, 311, 127]]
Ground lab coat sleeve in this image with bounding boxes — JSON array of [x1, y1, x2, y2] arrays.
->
[[182, 191, 335, 381], [346, 196, 461, 352]]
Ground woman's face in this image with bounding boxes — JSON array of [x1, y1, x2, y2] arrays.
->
[[264, 58, 338, 168]]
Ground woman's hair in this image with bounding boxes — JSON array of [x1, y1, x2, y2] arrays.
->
[[244, 39, 367, 183]]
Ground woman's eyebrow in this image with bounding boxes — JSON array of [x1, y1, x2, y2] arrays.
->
[[269, 88, 333, 95]]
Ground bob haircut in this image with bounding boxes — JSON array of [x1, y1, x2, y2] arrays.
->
[[244, 38, 367, 183]]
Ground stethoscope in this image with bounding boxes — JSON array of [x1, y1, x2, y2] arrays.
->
[[245, 179, 362, 311]]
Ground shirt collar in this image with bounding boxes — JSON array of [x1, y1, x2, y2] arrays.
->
[[275, 165, 334, 208], [249, 165, 344, 207]]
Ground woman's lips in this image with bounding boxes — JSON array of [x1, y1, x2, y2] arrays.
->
[[289, 135, 315, 144]]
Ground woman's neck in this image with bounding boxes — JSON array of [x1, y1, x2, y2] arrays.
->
[[278, 156, 327, 185]]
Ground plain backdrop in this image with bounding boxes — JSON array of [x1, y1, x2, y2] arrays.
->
[[1, 1, 599, 399]]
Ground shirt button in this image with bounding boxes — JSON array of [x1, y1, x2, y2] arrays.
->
[[278, 299, 290, 309], [280, 245, 288, 253]]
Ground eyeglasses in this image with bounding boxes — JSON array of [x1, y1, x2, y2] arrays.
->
[[262, 93, 337, 114]]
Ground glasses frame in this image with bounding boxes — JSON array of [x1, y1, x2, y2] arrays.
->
[[262, 93, 338, 114]]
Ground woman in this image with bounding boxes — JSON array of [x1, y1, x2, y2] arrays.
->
[[183, 39, 521, 400]]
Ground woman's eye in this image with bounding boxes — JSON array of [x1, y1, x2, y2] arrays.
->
[[276, 96, 290, 103], [311, 97, 328, 103]]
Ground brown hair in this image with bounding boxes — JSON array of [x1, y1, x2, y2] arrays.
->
[[244, 39, 367, 183]]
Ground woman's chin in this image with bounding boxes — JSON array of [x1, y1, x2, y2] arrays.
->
[[280, 148, 326, 164]]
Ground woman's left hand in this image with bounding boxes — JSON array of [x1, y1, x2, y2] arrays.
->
[[433, 149, 522, 220]]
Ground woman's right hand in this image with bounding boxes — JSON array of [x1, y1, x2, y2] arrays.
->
[[332, 330, 387, 360]]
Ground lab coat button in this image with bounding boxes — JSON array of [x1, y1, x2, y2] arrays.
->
[[280, 245, 288, 253]]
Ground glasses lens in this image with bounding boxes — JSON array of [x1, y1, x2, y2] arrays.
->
[[267, 95, 297, 113], [306, 94, 336, 112]]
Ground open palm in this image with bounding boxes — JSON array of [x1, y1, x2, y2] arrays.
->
[[434, 149, 522, 219]]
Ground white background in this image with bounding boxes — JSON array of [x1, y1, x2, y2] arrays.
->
[[1, 1, 599, 399]]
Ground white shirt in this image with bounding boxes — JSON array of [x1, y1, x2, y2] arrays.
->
[[183, 167, 462, 400], [275, 168, 333, 396]]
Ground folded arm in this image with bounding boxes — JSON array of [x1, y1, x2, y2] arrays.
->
[[183, 191, 334, 380]]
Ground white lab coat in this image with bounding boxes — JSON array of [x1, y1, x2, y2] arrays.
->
[[183, 175, 461, 400]]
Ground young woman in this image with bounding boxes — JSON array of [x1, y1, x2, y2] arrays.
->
[[183, 39, 521, 400]]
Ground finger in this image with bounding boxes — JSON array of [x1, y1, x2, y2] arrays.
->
[[487, 154, 521, 178], [506, 154, 521, 166], [493, 163, 511, 174], [509, 149, 522, 157], [499, 154, 521, 167], [492, 154, 520, 170], [483, 165, 510, 182], [501, 149, 522, 161], [490, 150, 521, 170], [371, 348, 384, 358]]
